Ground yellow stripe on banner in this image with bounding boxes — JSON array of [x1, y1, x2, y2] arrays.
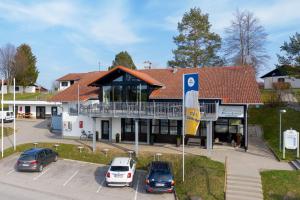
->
[[185, 108, 201, 136]]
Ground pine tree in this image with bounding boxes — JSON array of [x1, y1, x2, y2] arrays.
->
[[277, 32, 300, 66], [109, 51, 136, 70], [168, 8, 223, 68], [14, 44, 39, 87]]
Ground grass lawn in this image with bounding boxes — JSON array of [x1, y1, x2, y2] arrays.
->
[[261, 170, 300, 200], [0, 127, 14, 139], [2, 142, 225, 200], [249, 106, 300, 161], [3, 92, 54, 101]]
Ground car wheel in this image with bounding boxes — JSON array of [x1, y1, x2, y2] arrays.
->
[[38, 164, 43, 172], [54, 155, 58, 162]]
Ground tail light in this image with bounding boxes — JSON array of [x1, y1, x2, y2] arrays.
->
[[17, 160, 21, 165], [171, 180, 175, 186], [30, 160, 38, 165], [145, 179, 150, 184], [127, 172, 131, 178], [106, 172, 110, 178]]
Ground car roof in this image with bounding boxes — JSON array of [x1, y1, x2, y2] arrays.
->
[[22, 148, 47, 155], [111, 157, 131, 166], [150, 161, 170, 170]]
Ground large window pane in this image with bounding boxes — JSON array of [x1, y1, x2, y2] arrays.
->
[[126, 85, 137, 102], [169, 120, 178, 135], [140, 119, 147, 134], [125, 118, 133, 133], [152, 119, 159, 134], [113, 85, 122, 102], [103, 86, 111, 103], [113, 75, 123, 82], [161, 119, 168, 134]]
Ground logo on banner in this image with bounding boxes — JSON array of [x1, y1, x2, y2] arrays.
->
[[184, 73, 201, 136]]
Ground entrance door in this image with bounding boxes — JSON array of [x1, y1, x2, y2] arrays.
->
[[101, 120, 109, 140], [36, 106, 46, 119]]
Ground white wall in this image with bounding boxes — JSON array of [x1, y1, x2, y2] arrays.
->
[[8, 104, 62, 118], [111, 118, 121, 141], [24, 86, 36, 93], [264, 76, 300, 89], [0, 85, 8, 94], [59, 81, 71, 91]]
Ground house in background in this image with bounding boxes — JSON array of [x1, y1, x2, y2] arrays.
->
[[50, 65, 261, 151], [0, 81, 48, 94], [56, 73, 85, 91], [261, 65, 300, 89]]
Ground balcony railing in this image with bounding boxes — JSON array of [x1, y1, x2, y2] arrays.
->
[[79, 102, 218, 121]]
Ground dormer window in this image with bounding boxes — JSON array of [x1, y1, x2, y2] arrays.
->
[[61, 81, 68, 86]]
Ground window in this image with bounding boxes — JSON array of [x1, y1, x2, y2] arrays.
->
[[126, 85, 137, 102], [126, 74, 140, 82], [169, 120, 178, 135], [160, 120, 168, 134], [138, 85, 148, 102], [103, 86, 111, 103], [113, 76, 123, 82], [125, 118, 134, 133], [140, 119, 147, 134], [152, 119, 159, 134], [113, 85, 122, 102], [15, 86, 19, 91], [61, 82, 68, 87], [278, 78, 285, 83]]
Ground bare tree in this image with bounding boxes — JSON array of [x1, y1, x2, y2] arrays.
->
[[224, 10, 269, 74], [0, 43, 16, 85]]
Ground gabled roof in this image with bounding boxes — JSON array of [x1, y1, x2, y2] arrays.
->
[[89, 65, 164, 87], [261, 65, 300, 78], [51, 71, 108, 102], [50, 66, 261, 104], [56, 73, 86, 81]]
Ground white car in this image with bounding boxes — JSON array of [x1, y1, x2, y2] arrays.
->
[[106, 157, 136, 187]]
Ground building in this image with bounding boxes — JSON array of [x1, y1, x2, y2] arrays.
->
[[51, 65, 261, 150], [261, 65, 300, 89], [4, 100, 62, 119], [0, 81, 48, 94], [56, 73, 85, 91]]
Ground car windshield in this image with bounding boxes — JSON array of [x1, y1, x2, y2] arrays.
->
[[19, 154, 36, 161], [110, 166, 129, 171], [149, 170, 172, 181]]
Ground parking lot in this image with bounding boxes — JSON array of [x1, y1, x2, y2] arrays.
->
[[0, 154, 174, 200]]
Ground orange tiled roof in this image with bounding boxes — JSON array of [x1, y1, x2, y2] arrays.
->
[[51, 66, 261, 104], [56, 73, 86, 81]]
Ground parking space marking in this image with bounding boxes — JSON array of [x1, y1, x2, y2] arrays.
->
[[6, 169, 15, 175], [63, 170, 79, 187], [96, 179, 105, 193], [33, 168, 51, 181], [134, 175, 140, 200]]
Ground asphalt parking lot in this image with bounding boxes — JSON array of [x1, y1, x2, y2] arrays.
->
[[0, 154, 175, 200]]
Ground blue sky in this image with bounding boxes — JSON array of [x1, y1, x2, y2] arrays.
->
[[0, 0, 299, 88]]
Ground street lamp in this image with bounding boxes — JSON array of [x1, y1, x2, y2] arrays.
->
[[279, 109, 286, 152]]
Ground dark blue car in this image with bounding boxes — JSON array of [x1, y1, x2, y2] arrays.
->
[[145, 161, 175, 193]]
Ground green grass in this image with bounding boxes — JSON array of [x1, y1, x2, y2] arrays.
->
[[2, 142, 225, 200], [261, 170, 300, 200], [249, 106, 300, 161], [0, 127, 14, 139], [3, 92, 54, 101]]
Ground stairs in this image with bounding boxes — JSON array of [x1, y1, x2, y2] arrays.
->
[[290, 159, 300, 170], [226, 174, 263, 200]]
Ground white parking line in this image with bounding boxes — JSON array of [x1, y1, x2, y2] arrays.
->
[[33, 168, 51, 181], [63, 170, 79, 187], [7, 169, 15, 175], [134, 175, 140, 200], [96, 179, 105, 193]]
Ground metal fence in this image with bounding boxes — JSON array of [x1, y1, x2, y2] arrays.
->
[[79, 102, 218, 121]]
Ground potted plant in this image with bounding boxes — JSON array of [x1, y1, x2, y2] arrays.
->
[[176, 135, 181, 147], [116, 133, 120, 143]]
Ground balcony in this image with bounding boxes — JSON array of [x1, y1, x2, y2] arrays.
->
[[79, 102, 218, 121]]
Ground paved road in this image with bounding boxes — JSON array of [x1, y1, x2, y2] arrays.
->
[[0, 154, 174, 200]]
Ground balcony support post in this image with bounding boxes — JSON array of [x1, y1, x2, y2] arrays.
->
[[92, 117, 96, 152], [135, 119, 139, 156], [147, 119, 150, 144]]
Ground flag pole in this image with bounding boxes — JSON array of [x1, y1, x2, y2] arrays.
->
[[1, 79, 4, 158], [182, 74, 185, 182], [13, 78, 16, 151]]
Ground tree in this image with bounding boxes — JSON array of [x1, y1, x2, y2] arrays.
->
[[277, 32, 300, 66], [109, 51, 136, 70], [223, 10, 269, 74], [14, 44, 39, 87], [168, 8, 223, 68], [0, 43, 16, 86]]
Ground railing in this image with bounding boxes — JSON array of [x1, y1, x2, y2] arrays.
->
[[78, 101, 218, 121]]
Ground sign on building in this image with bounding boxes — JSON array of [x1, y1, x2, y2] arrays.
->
[[283, 129, 299, 159], [183, 73, 200, 136], [218, 106, 244, 118]]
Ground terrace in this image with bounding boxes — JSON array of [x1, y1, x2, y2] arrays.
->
[[77, 101, 219, 121]]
